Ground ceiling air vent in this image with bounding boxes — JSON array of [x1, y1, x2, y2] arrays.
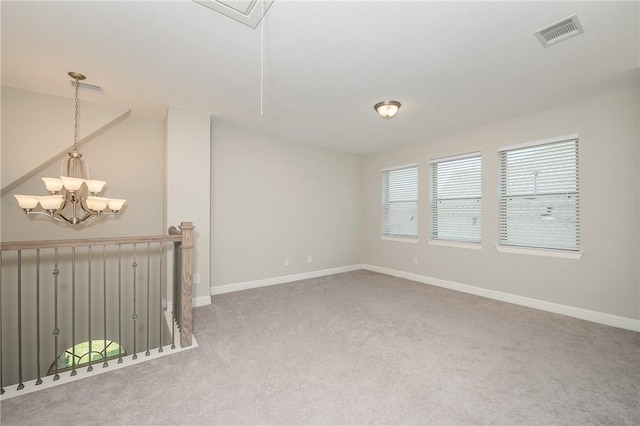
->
[[534, 14, 584, 48], [69, 80, 104, 94]]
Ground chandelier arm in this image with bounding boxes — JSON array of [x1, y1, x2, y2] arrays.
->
[[50, 210, 74, 223], [77, 199, 89, 213], [58, 198, 68, 212], [50, 214, 75, 224], [25, 210, 58, 218], [75, 212, 99, 225], [72, 206, 97, 224], [55, 198, 84, 223], [24, 210, 72, 224], [54, 209, 96, 225]]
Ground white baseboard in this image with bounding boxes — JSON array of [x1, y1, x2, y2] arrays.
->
[[362, 264, 640, 332], [166, 294, 212, 313], [193, 295, 212, 307], [205, 263, 638, 331], [210, 264, 362, 295]]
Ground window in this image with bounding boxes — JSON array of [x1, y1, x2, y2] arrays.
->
[[430, 153, 482, 244], [498, 136, 579, 251], [48, 340, 126, 375], [382, 164, 418, 239]]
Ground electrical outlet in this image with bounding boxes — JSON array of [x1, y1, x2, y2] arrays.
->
[[193, 273, 201, 284], [284, 258, 290, 266], [413, 257, 418, 265], [307, 255, 312, 263]]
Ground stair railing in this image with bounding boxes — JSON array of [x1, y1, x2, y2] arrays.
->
[[0, 222, 194, 396]]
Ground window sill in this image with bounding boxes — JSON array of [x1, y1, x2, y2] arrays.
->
[[381, 236, 419, 244], [428, 240, 482, 250], [496, 245, 582, 259]]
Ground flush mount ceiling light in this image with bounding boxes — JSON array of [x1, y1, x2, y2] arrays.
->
[[13, 72, 126, 225], [374, 100, 401, 119]]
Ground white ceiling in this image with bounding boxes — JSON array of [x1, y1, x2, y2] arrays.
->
[[2, 1, 639, 155]]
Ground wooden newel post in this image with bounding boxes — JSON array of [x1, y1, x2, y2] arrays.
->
[[179, 222, 195, 347]]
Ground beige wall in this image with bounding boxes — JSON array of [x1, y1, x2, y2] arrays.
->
[[164, 106, 211, 302], [4, 81, 638, 322], [362, 82, 640, 320], [1, 86, 129, 189], [1, 88, 165, 241], [210, 120, 362, 287]]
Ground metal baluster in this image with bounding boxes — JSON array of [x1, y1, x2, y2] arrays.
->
[[52, 249, 60, 380], [117, 244, 123, 364], [35, 249, 42, 385], [103, 245, 108, 368], [71, 247, 77, 376], [87, 246, 93, 372], [132, 244, 138, 360], [145, 243, 150, 356], [171, 242, 178, 350], [158, 243, 163, 353], [174, 242, 180, 330], [17, 250, 24, 390], [1, 251, 4, 394]]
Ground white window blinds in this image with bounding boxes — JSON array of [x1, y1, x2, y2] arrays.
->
[[382, 165, 418, 238], [499, 137, 579, 251], [430, 153, 482, 243]]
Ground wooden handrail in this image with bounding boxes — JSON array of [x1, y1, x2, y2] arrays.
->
[[1, 234, 182, 251]]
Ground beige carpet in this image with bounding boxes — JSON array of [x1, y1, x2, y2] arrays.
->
[[2, 270, 639, 425]]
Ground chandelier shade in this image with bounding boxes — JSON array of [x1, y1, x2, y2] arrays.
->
[[86, 197, 111, 212], [13, 195, 39, 210], [86, 180, 107, 194], [41, 177, 64, 192], [13, 72, 126, 225], [38, 195, 64, 211], [60, 176, 85, 192]]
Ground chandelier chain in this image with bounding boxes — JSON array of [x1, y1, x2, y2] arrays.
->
[[73, 78, 79, 153]]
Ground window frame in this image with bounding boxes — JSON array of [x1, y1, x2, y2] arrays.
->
[[381, 163, 419, 241], [429, 152, 482, 246], [497, 134, 581, 257]]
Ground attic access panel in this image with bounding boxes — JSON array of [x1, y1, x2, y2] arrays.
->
[[193, 0, 274, 28]]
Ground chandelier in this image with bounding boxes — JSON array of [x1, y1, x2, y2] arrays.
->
[[13, 72, 126, 225]]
